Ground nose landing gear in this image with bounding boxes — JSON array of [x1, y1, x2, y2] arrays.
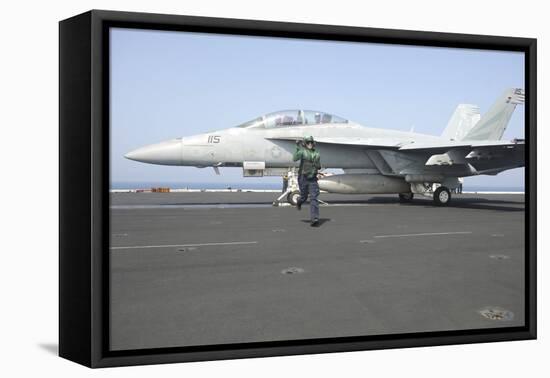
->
[[287, 190, 301, 206], [273, 168, 299, 206]]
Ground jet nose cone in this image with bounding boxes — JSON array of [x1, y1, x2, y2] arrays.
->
[[124, 139, 183, 165], [124, 149, 143, 161]]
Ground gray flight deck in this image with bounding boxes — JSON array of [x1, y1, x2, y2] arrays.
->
[[109, 192, 525, 351]]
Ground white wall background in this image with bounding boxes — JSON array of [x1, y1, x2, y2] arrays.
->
[[0, 0, 546, 376]]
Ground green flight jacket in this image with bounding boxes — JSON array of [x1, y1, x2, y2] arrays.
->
[[293, 146, 321, 179]]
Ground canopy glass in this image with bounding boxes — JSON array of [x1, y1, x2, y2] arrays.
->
[[237, 110, 348, 129]]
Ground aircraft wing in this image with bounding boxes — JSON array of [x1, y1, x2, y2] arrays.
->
[[401, 140, 525, 170], [269, 135, 524, 176], [398, 139, 525, 153], [268, 136, 524, 152]]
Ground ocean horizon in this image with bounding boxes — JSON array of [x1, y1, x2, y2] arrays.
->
[[111, 181, 525, 192]]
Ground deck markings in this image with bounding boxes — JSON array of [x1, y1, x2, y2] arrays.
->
[[110, 241, 258, 250], [373, 231, 472, 239]]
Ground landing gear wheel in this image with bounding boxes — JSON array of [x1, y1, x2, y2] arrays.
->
[[287, 191, 301, 206], [398, 193, 414, 203], [433, 186, 451, 206]]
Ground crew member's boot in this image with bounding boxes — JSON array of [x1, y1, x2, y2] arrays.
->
[[310, 218, 319, 227]]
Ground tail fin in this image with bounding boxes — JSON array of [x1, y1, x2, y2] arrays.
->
[[462, 88, 524, 141], [441, 104, 481, 141]]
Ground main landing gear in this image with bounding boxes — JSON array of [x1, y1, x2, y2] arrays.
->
[[433, 186, 451, 206], [404, 183, 453, 206]]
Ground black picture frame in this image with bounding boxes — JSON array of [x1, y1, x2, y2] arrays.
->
[[59, 9, 537, 368]]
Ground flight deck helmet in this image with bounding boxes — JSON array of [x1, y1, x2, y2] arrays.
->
[[304, 135, 315, 145]]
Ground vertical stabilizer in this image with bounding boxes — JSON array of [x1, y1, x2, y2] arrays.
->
[[441, 104, 481, 141], [462, 88, 524, 141]]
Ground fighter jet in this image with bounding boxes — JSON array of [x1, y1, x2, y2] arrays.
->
[[125, 88, 525, 206]]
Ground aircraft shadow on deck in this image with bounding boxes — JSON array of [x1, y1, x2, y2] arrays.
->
[[168, 201, 271, 206], [395, 197, 525, 212], [301, 196, 523, 212]]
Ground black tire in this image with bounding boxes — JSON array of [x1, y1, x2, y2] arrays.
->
[[287, 191, 301, 206], [398, 193, 414, 203], [433, 186, 451, 206]]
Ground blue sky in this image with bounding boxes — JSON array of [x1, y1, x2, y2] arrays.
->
[[110, 28, 525, 188]]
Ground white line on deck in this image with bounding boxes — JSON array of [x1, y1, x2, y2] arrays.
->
[[110, 241, 258, 250], [373, 231, 472, 239]]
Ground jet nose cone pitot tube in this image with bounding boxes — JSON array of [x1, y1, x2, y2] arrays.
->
[[124, 139, 183, 165]]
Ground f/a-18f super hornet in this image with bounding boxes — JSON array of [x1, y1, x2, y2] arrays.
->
[[125, 88, 525, 206]]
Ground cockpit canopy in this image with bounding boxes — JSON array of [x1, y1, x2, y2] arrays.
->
[[237, 110, 348, 129]]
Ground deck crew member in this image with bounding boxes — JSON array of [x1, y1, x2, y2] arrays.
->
[[293, 136, 322, 227]]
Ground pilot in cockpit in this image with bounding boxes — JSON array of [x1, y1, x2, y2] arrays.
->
[[314, 112, 321, 124]]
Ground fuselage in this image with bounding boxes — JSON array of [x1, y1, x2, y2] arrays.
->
[[125, 121, 445, 170]]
